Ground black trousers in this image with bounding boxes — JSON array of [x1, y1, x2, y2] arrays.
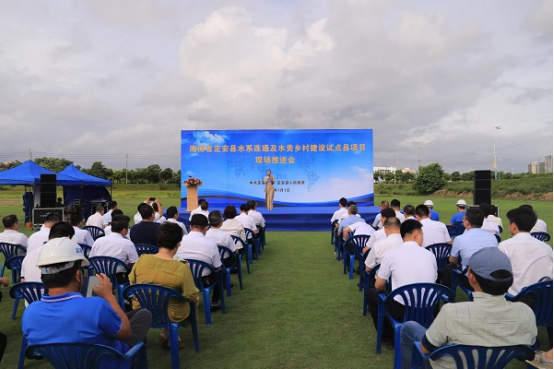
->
[[203, 270, 226, 304], [367, 288, 406, 343], [441, 263, 472, 291]]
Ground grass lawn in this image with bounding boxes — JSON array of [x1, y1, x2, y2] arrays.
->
[[0, 189, 551, 368]]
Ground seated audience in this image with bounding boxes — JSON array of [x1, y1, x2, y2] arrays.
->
[[90, 215, 139, 282], [343, 221, 375, 240], [247, 200, 266, 228], [520, 204, 549, 234], [372, 201, 390, 229], [478, 203, 500, 236], [442, 208, 498, 290], [414, 205, 451, 247], [498, 206, 553, 295], [188, 198, 208, 221], [104, 210, 130, 239], [402, 205, 416, 220], [400, 247, 536, 369], [337, 204, 364, 236], [236, 204, 258, 238], [175, 214, 224, 311], [221, 205, 246, 241], [129, 222, 199, 349], [424, 199, 440, 221], [0, 214, 28, 249], [27, 213, 62, 253], [365, 208, 396, 252], [69, 213, 94, 246], [86, 206, 108, 229], [133, 198, 164, 225], [390, 199, 406, 223], [366, 220, 437, 346], [165, 206, 188, 235], [206, 210, 239, 267], [103, 201, 118, 224], [365, 218, 403, 272], [330, 197, 348, 224], [22, 237, 152, 365], [130, 205, 160, 246], [448, 199, 466, 225]]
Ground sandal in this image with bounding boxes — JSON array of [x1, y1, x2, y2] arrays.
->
[[156, 334, 169, 348]]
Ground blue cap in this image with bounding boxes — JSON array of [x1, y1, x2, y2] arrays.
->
[[469, 247, 512, 282]]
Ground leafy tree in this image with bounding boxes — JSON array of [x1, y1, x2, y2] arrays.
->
[[461, 171, 474, 181], [85, 162, 109, 179], [34, 157, 73, 172], [443, 172, 452, 182], [146, 164, 161, 183], [414, 163, 446, 194], [451, 171, 461, 181], [160, 168, 173, 183]]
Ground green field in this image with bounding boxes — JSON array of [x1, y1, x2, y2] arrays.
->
[[0, 188, 550, 368]]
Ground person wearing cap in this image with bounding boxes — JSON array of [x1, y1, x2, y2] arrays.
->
[[415, 205, 451, 248], [366, 220, 437, 347], [175, 214, 224, 311], [424, 200, 440, 221], [448, 199, 467, 225], [22, 237, 152, 365], [0, 214, 28, 250], [372, 201, 390, 229], [331, 197, 348, 224], [441, 208, 498, 292], [129, 222, 198, 349], [27, 213, 62, 253], [400, 247, 537, 369], [498, 206, 553, 296]]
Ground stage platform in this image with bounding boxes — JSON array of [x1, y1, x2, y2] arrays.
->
[[178, 206, 380, 231]]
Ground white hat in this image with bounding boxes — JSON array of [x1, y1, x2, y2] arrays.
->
[[36, 237, 90, 274], [424, 200, 434, 206], [456, 199, 467, 206]]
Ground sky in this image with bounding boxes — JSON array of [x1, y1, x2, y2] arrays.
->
[[0, 0, 552, 173]]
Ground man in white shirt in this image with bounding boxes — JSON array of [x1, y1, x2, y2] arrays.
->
[[27, 213, 62, 253], [520, 205, 549, 234], [206, 210, 238, 268], [414, 205, 452, 247], [402, 205, 416, 221], [365, 208, 396, 253], [165, 206, 188, 235], [372, 201, 390, 229], [90, 215, 138, 278], [189, 200, 209, 221], [103, 201, 118, 225], [498, 206, 553, 295], [236, 204, 258, 240], [0, 214, 28, 249], [367, 219, 437, 345], [365, 218, 403, 271], [330, 198, 348, 224], [86, 206, 108, 229], [390, 199, 406, 223], [69, 213, 94, 246], [221, 205, 246, 242], [133, 198, 164, 225], [478, 203, 500, 236], [246, 200, 266, 228], [22, 221, 75, 284], [175, 214, 223, 310]]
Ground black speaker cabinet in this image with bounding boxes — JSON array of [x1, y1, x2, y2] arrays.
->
[[40, 174, 57, 208], [474, 170, 491, 205]]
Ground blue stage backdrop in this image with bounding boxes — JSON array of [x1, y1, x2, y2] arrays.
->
[[181, 129, 374, 209]]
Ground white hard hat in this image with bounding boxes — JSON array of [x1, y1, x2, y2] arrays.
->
[[456, 199, 467, 206], [36, 237, 90, 274], [424, 200, 434, 206]]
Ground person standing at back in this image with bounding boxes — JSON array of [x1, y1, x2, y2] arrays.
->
[[0, 214, 28, 249], [130, 205, 160, 246]]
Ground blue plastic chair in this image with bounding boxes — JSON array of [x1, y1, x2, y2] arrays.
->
[[531, 232, 551, 242], [331, 220, 338, 245], [88, 256, 131, 310], [231, 236, 251, 275], [78, 243, 92, 259], [446, 225, 458, 239], [0, 242, 26, 277], [6, 255, 25, 320], [425, 243, 452, 272], [257, 225, 266, 249], [26, 342, 147, 369], [9, 282, 48, 369], [218, 246, 243, 296], [343, 235, 370, 280], [362, 264, 381, 316], [451, 268, 473, 302], [244, 228, 261, 260], [83, 226, 105, 241], [411, 342, 534, 369], [376, 283, 454, 369], [124, 284, 199, 369], [135, 244, 159, 257], [506, 279, 553, 347], [186, 259, 226, 325], [335, 231, 353, 261]]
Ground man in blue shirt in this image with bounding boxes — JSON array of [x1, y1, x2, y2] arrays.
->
[[22, 237, 151, 366], [424, 200, 440, 221], [448, 199, 467, 225], [441, 207, 498, 289], [337, 204, 364, 236]]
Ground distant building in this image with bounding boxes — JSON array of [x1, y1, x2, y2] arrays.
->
[[402, 168, 415, 174], [528, 160, 545, 174], [545, 155, 553, 173], [374, 166, 397, 174]]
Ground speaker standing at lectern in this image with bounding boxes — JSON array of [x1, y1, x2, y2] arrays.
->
[[264, 169, 275, 211]]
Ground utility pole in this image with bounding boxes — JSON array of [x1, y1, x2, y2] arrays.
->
[[125, 153, 128, 185], [416, 147, 421, 173], [493, 126, 501, 179], [28, 148, 32, 161]]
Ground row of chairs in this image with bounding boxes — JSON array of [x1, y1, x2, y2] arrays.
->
[[331, 225, 551, 368]]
